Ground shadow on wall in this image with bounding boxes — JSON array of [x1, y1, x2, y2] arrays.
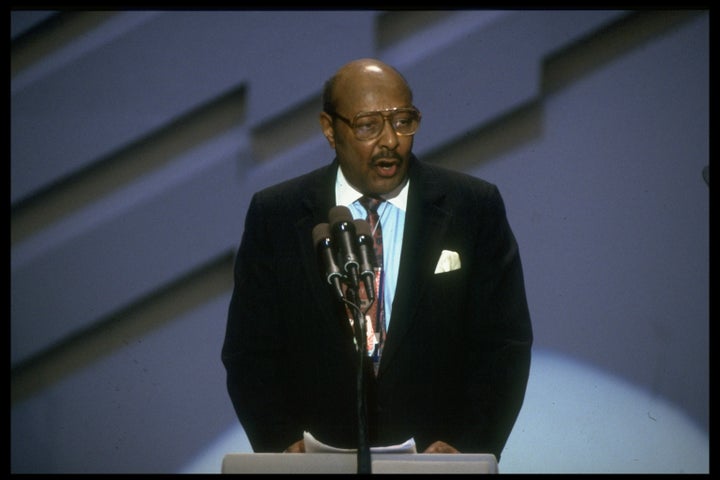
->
[[182, 348, 709, 474]]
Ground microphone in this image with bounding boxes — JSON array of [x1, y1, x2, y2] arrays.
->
[[329, 205, 360, 287], [312, 223, 344, 300], [353, 219, 376, 303]]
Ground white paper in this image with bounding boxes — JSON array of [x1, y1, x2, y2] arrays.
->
[[303, 431, 417, 454]]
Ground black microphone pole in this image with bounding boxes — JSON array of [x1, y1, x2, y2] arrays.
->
[[327, 206, 372, 474], [346, 280, 372, 474]]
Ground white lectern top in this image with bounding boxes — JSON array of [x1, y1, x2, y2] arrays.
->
[[221, 452, 498, 474]]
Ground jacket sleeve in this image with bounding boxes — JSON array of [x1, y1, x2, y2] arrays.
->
[[221, 193, 302, 452], [456, 184, 533, 459]]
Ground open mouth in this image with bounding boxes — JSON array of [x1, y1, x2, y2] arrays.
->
[[375, 159, 398, 177]]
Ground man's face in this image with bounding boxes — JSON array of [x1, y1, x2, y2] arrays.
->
[[320, 67, 416, 196]]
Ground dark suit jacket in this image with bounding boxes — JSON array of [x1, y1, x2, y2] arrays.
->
[[222, 155, 532, 459]]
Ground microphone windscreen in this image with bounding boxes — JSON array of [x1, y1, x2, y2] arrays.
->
[[312, 223, 331, 246], [353, 219, 372, 237], [328, 205, 353, 225]]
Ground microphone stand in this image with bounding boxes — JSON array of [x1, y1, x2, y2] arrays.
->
[[344, 277, 372, 474], [318, 209, 373, 474]]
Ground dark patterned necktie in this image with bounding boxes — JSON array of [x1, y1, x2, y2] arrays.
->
[[359, 195, 385, 376]]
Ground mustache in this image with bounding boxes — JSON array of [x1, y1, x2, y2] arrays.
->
[[372, 151, 402, 164]]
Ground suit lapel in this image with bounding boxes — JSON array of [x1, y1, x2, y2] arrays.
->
[[378, 160, 451, 376], [294, 159, 455, 373], [294, 162, 356, 346]]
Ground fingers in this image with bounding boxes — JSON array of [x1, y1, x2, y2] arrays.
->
[[422, 440, 460, 454], [285, 438, 456, 454], [283, 439, 306, 453]]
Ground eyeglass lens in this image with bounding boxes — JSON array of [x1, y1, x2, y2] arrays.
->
[[354, 110, 419, 140]]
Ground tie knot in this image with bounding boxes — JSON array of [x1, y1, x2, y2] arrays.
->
[[359, 195, 383, 214]]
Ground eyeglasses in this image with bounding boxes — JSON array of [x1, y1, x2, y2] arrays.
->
[[329, 107, 421, 141]]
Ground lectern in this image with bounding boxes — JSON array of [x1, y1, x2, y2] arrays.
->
[[221, 453, 498, 474]]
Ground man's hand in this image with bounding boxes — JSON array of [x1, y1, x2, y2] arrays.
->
[[283, 439, 305, 453], [284, 438, 457, 454], [422, 440, 459, 453]]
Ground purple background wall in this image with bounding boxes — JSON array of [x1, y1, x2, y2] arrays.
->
[[11, 10, 708, 473]]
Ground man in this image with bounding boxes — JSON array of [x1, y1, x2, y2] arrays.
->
[[222, 58, 532, 460]]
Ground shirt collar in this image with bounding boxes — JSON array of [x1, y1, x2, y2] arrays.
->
[[335, 165, 409, 211]]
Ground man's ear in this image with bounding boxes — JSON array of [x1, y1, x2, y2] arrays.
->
[[319, 112, 336, 149]]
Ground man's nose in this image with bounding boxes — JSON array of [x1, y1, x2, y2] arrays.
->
[[378, 117, 399, 149]]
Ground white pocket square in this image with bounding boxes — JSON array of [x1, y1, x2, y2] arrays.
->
[[434, 250, 462, 274]]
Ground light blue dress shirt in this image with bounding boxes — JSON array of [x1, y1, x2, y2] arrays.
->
[[335, 167, 408, 329]]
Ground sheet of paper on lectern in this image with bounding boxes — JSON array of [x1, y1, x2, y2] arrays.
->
[[303, 431, 417, 454]]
